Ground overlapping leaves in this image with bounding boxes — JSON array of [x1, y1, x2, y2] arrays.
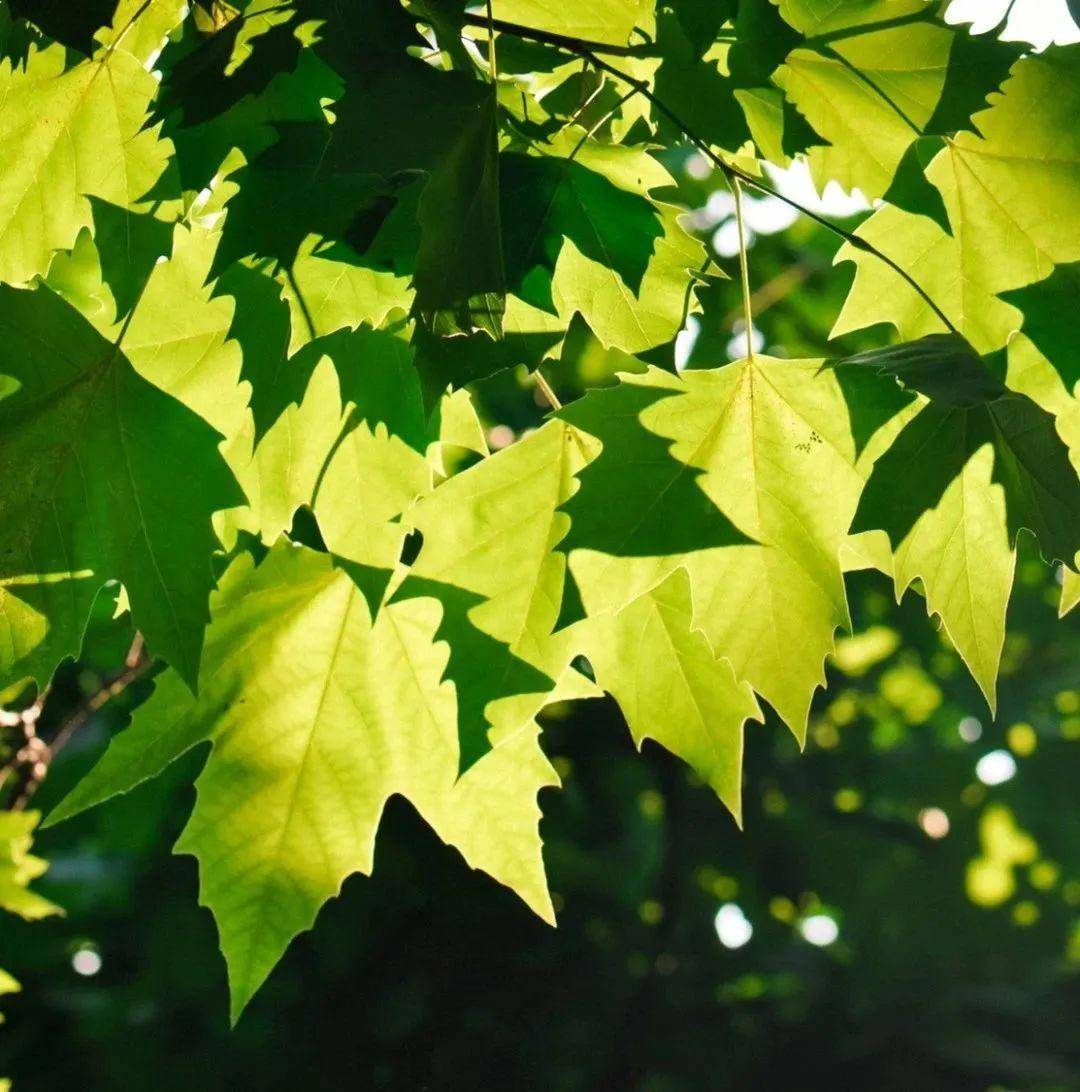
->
[[0, 0, 1072, 1024]]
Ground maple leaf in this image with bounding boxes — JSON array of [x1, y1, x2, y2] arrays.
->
[[846, 335, 1080, 707], [558, 358, 884, 738], [49, 543, 563, 1021], [0, 283, 241, 690]]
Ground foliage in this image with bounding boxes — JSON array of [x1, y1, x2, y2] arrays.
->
[[0, 0, 1077, 1024]]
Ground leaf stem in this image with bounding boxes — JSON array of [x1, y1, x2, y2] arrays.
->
[[731, 177, 755, 362]]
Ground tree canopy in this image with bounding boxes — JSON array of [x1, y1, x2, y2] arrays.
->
[[0, 0, 1078, 1033]]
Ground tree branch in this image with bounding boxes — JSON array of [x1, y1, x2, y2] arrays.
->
[[460, 12, 661, 57], [6, 636, 153, 812]]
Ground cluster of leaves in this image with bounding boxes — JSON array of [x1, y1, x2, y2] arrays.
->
[[0, 0, 1078, 1020]]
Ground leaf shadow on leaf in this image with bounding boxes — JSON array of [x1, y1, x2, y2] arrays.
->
[[559, 381, 754, 556], [214, 262, 293, 440], [88, 197, 175, 321], [1000, 262, 1080, 390], [501, 154, 664, 308], [837, 334, 1080, 564], [211, 128, 392, 275], [852, 393, 1080, 567], [411, 320, 565, 412], [882, 138, 951, 236], [204, 59, 484, 274], [922, 20, 1023, 138], [554, 379, 756, 626], [827, 357, 915, 459], [157, 8, 306, 128], [216, 261, 428, 448], [0, 284, 243, 689], [388, 575, 556, 775]]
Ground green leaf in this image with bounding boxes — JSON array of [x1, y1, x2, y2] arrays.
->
[[773, 0, 929, 36], [0, 811, 62, 921], [653, 16, 751, 155], [583, 568, 761, 823], [412, 294, 565, 407], [775, 11, 1024, 199], [922, 19, 1022, 137], [501, 132, 705, 355], [313, 415, 432, 610], [278, 236, 413, 354], [851, 346, 1080, 707], [392, 420, 596, 769], [50, 543, 561, 1022], [775, 20, 955, 199], [835, 50, 1080, 356], [502, 143, 664, 309], [559, 358, 873, 737], [414, 91, 506, 339], [0, 37, 177, 285], [833, 202, 1020, 354], [552, 201, 705, 354], [0, 283, 242, 690], [923, 49, 1080, 316], [491, 0, 641, 45]]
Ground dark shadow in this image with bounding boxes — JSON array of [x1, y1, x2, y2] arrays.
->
[[158, 10, 305, 127], [388, 576, 556, 775], [1001, 262, 1080, 389], [557, 381, 754, 560], [7, 0, 114, 55], [853, 392, 1080, 568], [89, 198, 175, 321], [501, 153, 664, 302]]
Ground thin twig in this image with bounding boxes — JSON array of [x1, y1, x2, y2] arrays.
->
[[125, 631, 145, 670], [568, 84, 639, 161], [46, 658, 151, 768], [100, 0, 158, 60], [565, 64, 604, 130], [6, 635, 152, 811]]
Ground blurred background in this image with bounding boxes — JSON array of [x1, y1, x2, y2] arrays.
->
[[3, 3, 1080, 1085]]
